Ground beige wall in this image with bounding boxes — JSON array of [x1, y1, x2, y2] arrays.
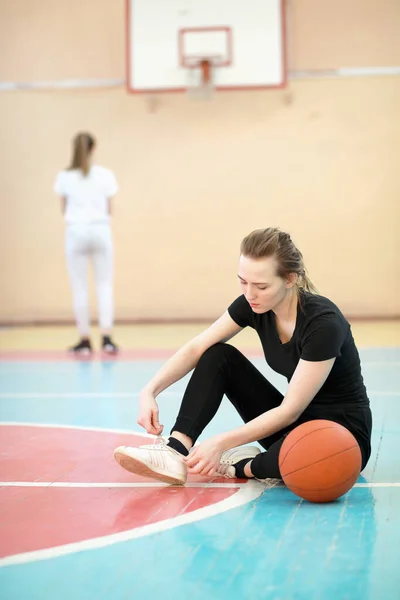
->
[[1, 0, 399, 322]]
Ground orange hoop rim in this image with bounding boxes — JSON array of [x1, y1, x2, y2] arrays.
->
[[182, 54, 224, 69]]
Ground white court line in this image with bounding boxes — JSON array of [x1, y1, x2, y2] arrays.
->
[[0, 390, 399, 399], [0, 421, 154, 436], [354, 483, 400, 487], [0, 479, 266, 568], [0, 481, 245, 489], [1, 481, 399, 488], [0, 392, 148, 399]]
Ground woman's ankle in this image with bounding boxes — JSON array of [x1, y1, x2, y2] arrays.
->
[[244, 460, 255, 478], [170, 431, 193, 453]]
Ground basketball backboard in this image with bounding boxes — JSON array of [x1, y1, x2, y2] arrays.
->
[[126, 0, 286, 93]]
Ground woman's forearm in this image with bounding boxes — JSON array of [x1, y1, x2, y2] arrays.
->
[[143, 341, 203, 397], [218, 406, 296, 451]]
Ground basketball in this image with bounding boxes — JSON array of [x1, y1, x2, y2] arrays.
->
[[279, 420, 362, 503]]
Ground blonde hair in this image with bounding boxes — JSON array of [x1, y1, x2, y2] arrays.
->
[[68, 132, 95, 176], [240, 227, 318, 294]]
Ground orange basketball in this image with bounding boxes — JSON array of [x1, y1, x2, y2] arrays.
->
[[279, 420, 362, 503]]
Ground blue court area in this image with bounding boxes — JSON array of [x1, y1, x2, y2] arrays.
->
[[0, 347, 399, 600]]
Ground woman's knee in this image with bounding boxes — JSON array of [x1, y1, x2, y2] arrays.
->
[[198, 342, 241, 365]]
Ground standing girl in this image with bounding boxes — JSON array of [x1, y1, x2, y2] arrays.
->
[[54, 132, 119, 354]]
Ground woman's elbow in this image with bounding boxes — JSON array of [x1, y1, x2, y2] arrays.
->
[[280, 408, 303, 427]]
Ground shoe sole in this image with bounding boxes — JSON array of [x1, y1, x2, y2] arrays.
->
[[113, 450, 186, 486]]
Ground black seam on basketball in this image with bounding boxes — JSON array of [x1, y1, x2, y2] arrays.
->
[[286, 469, 359, 493], [279, 424, 342, 468], [281, 444, 359, 478]]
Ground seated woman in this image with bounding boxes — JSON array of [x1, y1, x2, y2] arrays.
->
[[114, 228, 372, 485]]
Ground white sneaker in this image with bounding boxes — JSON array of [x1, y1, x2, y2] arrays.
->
[[218, 446, 261, 478], [114, 437, 187, 485]]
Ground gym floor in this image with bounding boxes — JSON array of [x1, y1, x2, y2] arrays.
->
[[0, 322, 399, 600]]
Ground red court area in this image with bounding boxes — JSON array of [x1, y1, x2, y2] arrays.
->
[[0, 425, 239, 559]]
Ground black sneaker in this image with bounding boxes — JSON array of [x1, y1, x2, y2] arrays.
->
[[68, 339, 92, 355], [102, 336, 119, 354]]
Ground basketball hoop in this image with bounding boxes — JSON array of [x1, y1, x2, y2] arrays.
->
[[185, 57, 217, 101], [200, 59, 212, 85]]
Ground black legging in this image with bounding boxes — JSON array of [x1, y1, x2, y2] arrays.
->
[[171, 343, 303, 479], [171, 343, 365, 479]]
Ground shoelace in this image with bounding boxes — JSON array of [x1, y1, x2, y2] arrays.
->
[[215, 461, 237, 478], [139, 435, 168, 450]]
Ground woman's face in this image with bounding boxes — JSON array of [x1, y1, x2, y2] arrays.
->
[[237, 254, 295, 314]]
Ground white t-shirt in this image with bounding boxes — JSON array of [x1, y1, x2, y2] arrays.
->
[[54, 165, 118, 224]]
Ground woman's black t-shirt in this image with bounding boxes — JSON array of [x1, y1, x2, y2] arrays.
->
[[228, 292, 372, 461]]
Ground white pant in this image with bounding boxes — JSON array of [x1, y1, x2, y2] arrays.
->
[[65, 223, 114, 335]]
